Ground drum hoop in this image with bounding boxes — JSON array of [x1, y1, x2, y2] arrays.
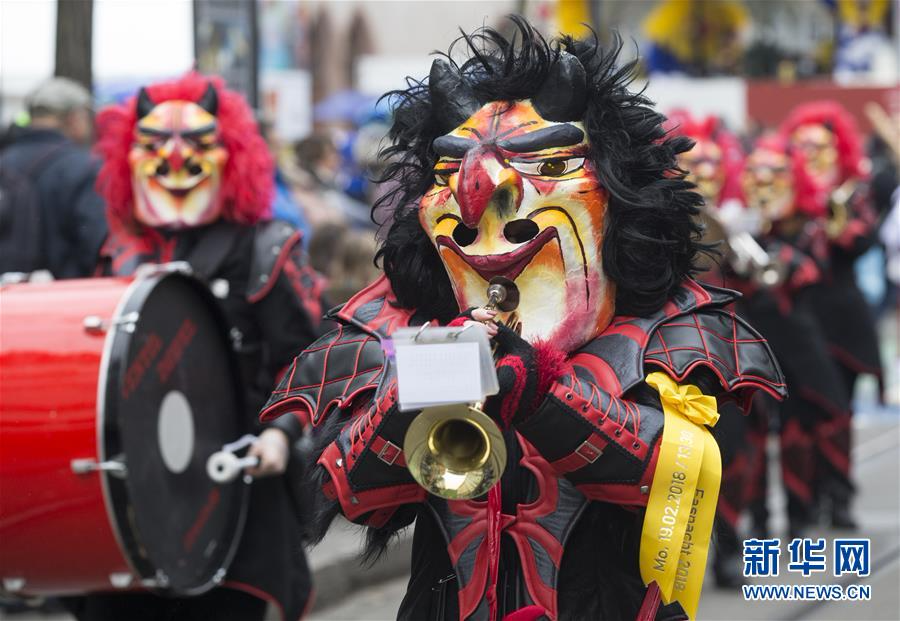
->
[[96, 271, 251, 595], [95, 275, 147, 584]]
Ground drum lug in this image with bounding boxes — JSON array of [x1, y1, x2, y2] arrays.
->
[[2, 577, 25, 592], [154, 570, 170, 589], [83, 311, 140, 335], [109, 572, 134, 589], [71, 455, 128, 478]]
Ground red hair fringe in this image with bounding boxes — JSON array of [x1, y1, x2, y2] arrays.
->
[[95, 72, 273, 230]]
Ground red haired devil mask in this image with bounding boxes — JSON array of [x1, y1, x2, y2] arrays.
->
[[96, 73, 272, 233], [129, 84, 228, 228]]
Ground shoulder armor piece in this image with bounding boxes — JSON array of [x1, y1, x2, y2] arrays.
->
[[644, 307, 787, 406], [575, 279, 732, 395], [260, 323, 385, 426], [247, 219, 302, 302]]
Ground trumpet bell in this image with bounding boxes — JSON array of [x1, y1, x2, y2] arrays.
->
[[404, 404, 507, 500]]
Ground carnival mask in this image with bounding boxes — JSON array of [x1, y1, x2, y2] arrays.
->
[[128, 85, 228, 229], [678, 139, 724, 207], [791, 123, 838, 188], [742, 147, 794, 224], [420, 57, 615, 352]]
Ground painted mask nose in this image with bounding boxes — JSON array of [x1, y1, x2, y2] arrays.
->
[[159, 137, 187, 172], [455, 145, 522, 228]]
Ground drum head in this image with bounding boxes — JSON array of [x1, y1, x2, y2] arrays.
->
[[101, 272, 247, 595]]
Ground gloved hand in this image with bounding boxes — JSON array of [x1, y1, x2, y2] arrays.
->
[[484, 324, 539, 429], [448, 307, 498, 337]]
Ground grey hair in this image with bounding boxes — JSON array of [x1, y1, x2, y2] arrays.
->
[[26, 77, 92, 116]]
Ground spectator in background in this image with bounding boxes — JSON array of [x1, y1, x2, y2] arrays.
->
[[307, 222, 380, 304], [290, 134, 373, 230], [258, 115, 311, 246], [0, 77, 107, 278]]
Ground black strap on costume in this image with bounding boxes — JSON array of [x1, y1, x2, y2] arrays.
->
[[184, 222, 242, 282]]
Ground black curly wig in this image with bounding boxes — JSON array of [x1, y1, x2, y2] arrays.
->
[[374, 16, 708, 322]]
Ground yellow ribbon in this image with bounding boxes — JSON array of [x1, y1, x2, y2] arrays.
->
[[640, 372, 722, 619]]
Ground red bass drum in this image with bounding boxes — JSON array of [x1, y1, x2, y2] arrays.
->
[[0, 269, 248, 597]]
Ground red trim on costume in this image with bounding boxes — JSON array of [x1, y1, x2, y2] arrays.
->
[[318, 443, 425, 520], [498, 355, 527, 428], [502, 605, 547, 621], [222, 580, 285, 621], [827, 344, 883, 377], [636, 582, 662, 621], [248, 231, 301, 303]]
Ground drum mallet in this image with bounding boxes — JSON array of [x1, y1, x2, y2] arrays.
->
[[206, 434, 260, 483]]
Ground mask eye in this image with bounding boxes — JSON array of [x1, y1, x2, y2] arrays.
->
[[509, 157, 585, 178], [434, 173, 450, 186]]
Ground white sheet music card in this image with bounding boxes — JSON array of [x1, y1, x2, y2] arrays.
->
[[390, 324, 499, 411]]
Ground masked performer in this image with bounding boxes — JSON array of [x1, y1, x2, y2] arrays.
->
[[67, 73, 321, 621], [667, 111, 744, 213], [664, 111, 755, 587], [780, 101, 882, 528], [734, 134, 851, 539], [262, 20, 784, 621]]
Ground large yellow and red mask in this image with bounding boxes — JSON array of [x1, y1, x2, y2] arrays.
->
[[129, 84, 228, 228], [420, 57, 615, 352], [741, 136, 795, 224]]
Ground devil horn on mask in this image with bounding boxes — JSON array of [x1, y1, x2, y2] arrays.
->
[[197, 83, 219, 116], [532, 52, 587, 122], [136, 87, 155, 119], [429, 58, 482, 133]]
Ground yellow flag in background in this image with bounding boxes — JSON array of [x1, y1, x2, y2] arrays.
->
[[640, 372, 722, 619], [555, 0, 592, 39]]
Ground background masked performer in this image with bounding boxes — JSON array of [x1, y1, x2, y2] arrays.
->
[[667, 111, 745, 214], [733, 134, 851, 539], [66, 73, 322, 621], [780, 101, 882, 528], [262, 19, 785, 621], [663, 111, 755, 587]]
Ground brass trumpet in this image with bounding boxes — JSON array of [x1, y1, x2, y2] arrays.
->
[[825, 179, 856, 239], [403, 277, 519, 500], [701, 207, 786, 288]]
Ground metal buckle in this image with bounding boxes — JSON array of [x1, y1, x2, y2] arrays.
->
[[377, 440, 401, 465], [575, 440, 603, 464]]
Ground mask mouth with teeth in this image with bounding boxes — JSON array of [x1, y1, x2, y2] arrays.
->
[[95, 73, 273, 235], [374, 20, 706, 351]]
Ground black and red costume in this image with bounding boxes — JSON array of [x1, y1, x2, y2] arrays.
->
[[730, 228, 849, 536], [67, 74, 324, 621], [780, 102, 882, 526], [262, 21, 784, 621]]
